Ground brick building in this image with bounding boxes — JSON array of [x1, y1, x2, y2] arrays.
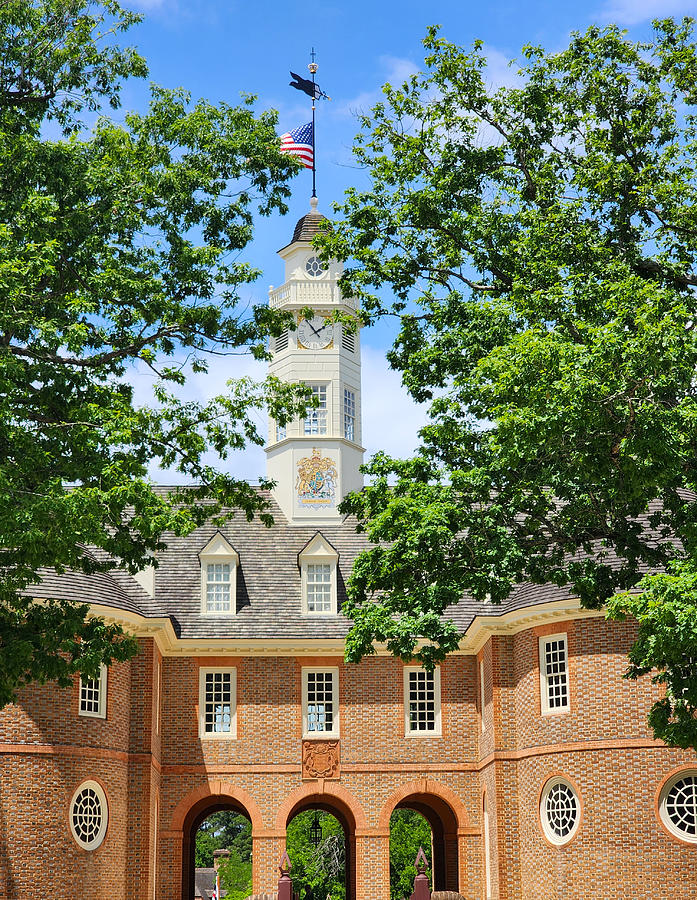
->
[[0, 201, 696, 899]]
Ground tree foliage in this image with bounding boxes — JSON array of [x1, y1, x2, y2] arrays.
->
[[389, 810, 432, 900], [0, 0, 305, 704], [318, 19, 697, 746], [286, 810, 346, 900]]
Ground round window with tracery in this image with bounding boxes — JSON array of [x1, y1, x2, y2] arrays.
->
[[69, 781, 108, 850], [305, 256, 326, 277], [660, 771, 697, 843], [540, 777, 580, 845]]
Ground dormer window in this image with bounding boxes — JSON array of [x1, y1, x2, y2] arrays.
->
[[299, 533, 339, 615], [198, 533, 239, 615]]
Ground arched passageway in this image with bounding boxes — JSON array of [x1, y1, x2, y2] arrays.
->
[[181, 795, 252, 900], [285, 794, 357, 900], [393, 793, 459, 893]]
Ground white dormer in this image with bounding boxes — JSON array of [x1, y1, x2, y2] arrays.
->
[[298, 532, 339, 615], [198, 532, 239, 615]]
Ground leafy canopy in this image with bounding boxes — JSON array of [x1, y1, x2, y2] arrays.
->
[[0, 0, 306, 705], [318, 19, 697, 748]]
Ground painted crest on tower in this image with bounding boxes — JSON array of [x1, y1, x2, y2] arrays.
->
[[296, 448, 338, 508]]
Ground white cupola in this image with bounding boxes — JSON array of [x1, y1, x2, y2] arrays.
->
[[265, 198, 364, 524]]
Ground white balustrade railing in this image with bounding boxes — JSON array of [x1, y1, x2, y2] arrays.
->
[[268, 280, 358, 310]]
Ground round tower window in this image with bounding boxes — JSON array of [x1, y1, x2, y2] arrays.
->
[[305, 256, 326, 277], [69, 781, 108, 850], [660, 771, 697, 842], [540, 777, 580, 845]]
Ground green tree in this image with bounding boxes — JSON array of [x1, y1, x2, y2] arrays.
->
[[0, 0, 305, 705], [218, 848, 253, 900], [389, 810, 432, 900], [318, 19, 697, 748], [286, 810, 346, 900], [195, 811, 252, 867]]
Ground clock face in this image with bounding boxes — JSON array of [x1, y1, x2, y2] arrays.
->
[[298, 315, 332, 350]]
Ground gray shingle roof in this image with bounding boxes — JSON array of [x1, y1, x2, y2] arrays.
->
[[26, 488, 665, 640], [288, 209, 327, 246]]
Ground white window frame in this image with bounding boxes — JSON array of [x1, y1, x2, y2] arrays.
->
[[539, 633, 570, 715], [302, 667, 339, 738], [658, 769, 697, 844], [69, 780, 109, 850], [198, 667, 237, 739], [304, 384, 328, 436], [343, 387, 356, 441], [79, 665, 107, 719], [154, 658, 161, 736], [299, 533, 339, 616], [403, 666, 442, 737], [479, 658, 486, 733], [199, 533, 239, 616], [539, 776, 581, 845]]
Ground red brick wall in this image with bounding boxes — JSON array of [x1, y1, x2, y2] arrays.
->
[[0, 618, 695, 900]]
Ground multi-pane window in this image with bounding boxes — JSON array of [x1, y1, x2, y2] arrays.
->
[[206, 562, 232, 613], [540, 777, 580, 845], [199, 668, 236, 738], [404, 667, 441, 735], [306, 564, 333, 613], [540, 634, 569, 713], [660, 771, 697, 842], [304, 385, 327, 435], [276, 421, 287, 441], [303, 669, 338, 736], [479, 658, 486, 733], [344, 389, 356, 441], [69, 781, 109, 850], [79, 665, 107, 718]]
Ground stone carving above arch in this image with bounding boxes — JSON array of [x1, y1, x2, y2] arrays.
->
[[169, 780, 264, 833], [274, 781, 368, 832], [377, 778, 471, 832]]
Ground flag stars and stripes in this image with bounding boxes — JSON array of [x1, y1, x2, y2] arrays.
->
[[280, 122, 314, 170]]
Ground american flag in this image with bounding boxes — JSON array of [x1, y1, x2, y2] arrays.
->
[[279, 122, 313, 169]]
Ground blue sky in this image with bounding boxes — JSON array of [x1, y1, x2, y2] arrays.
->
[[118, 0, 697, 481]]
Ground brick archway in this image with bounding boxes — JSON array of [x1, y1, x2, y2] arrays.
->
[[379, 779, 469, 894], [278, 783, 366, 900], [172, 782, 263, 900]]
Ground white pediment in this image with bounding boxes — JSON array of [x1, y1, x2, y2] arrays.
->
[[198, 532, 239, 563], [298, 532, 339, 564]]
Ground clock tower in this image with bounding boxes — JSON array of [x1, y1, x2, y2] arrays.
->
[[265, 198, 364, 523]]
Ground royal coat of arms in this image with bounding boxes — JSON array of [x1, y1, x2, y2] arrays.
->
[[302, 739, 340, 779], [296, 448, 338, 507]]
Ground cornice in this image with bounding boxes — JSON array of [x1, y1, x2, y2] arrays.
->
[[458, 600, 606, 654], [87, 597, 606, 659]]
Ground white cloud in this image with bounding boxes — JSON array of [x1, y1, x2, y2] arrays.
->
[[482, 45, 520, 92], [125, 339, 428, 486], [337, 55, 420, 117], [598, 0, 697, 25], [360, 343, 429, 461]]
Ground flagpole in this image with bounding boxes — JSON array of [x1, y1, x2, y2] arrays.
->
[[309, 49, 317, 199]]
